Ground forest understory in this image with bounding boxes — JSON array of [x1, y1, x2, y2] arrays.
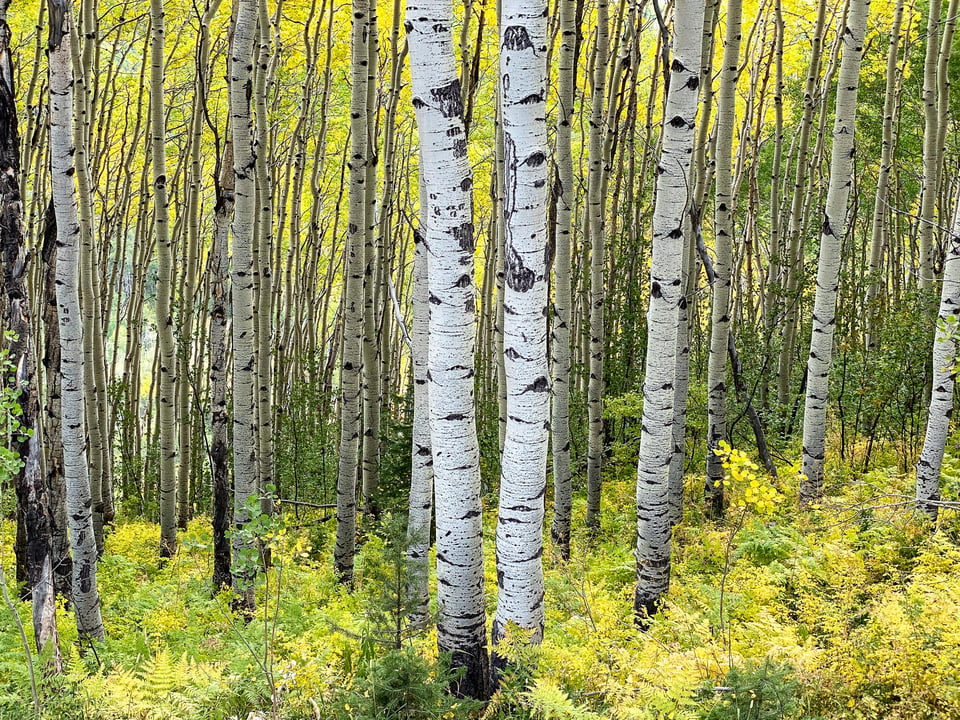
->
[[4, 434, 960, 720]]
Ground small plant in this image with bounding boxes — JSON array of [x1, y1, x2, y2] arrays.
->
[[698, 659, 802, 720], [332, 647, 480, 720]]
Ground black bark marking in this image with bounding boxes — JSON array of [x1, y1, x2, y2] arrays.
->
[[503, 25, 534, 51], [505, 244, 536, 292], [431, 80, 464, 119]]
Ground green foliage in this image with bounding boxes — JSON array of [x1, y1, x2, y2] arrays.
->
[[376, 398, 416, 515], [831, 291, 935, 472], [275, 364, 338, 508], [331, 647, 479, 720], [697, 660, 802, 720], [353, 513, 425, 653]]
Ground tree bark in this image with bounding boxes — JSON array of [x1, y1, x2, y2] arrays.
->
[[550, 0, 578, 559], [406, 0, 489, 698], [800, 0, 871, 502], [1, 1, 61, 667], [493, 0, 550, 664], [230, 0, 260, 612], [48, 0, 105, 641], [916, 195, 960, 519], [635, 0, 704, 625]]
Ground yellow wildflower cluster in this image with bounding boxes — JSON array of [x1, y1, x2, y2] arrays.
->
[[713, 440, 782, 515]]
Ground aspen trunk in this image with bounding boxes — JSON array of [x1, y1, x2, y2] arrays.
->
[[407, 0, 489, 698], [230, 0, 260, 611], [704, 0, 743, 513], [405, 221, 432, 628], [334, 0, 368, 584], [211, 139, 234, 593], [916, 195, 960, 519], [550, 0, 578, 559], [585, 0, 609, 532], [635, 0, 704, 624], [918, 0, 943, 290], [48, 0, 104, 641], [41, 205, 71, 601], [152, 0, 178, 559], [776, 0, 827, 410], [493, 0, 550, 659], [800, 0, 871, 502], [865, 0, 905, 346], [1, 3, 61, 666]]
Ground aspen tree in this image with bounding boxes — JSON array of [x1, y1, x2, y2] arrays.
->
[[635, 0, 704, 624], [72, 0, 112, 541], [550, 0, 578, 559], [918, 0, 943, 290], [230, 0, 260, 610], [406, 220, 431, 629], [406, 0, 489, 698], [211, 139, 234, 593], [776, 0, 827, 409], [334, 0, 368, 584], [670, 0, 718, 527], [865, 0, 905, 345], [178, 0, 223, 531], [800, 0, 871, 502], [761, 0, 784, 395], [585, 0, 609, 533], [916, 195, 960, 519], [493, 0, 550, 658], [152, 0, 178, 559], [704, 0, 743, 513], [1, 2, 60, 665], [48, 0, 104, 641], [361, 0, 381, 517], [41, 205, 71, 601], [254, 0, 275, 520]]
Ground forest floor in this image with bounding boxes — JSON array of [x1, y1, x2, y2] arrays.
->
[[2, 444, 960, 719]]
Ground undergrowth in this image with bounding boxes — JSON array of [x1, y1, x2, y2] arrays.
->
[[2, 439, 959, 719]]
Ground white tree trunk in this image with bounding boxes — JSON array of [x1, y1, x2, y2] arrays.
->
[[493, 0, 549, 654], [704, 0, 742, 511], [152, 0, 178, 559], [585, 0, 609, 532], [550, 0, 576, 558], [407, 0, 488, 698], [229, 0, 259, 610], [916, 195, 960, 519], [800, 0, 871, 502], [48, 0, 104, 641], [635, 0, 705, 624], [406, 222, 432, 628], [918, 0, 943, 291], [334, 0, 368, 584]]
